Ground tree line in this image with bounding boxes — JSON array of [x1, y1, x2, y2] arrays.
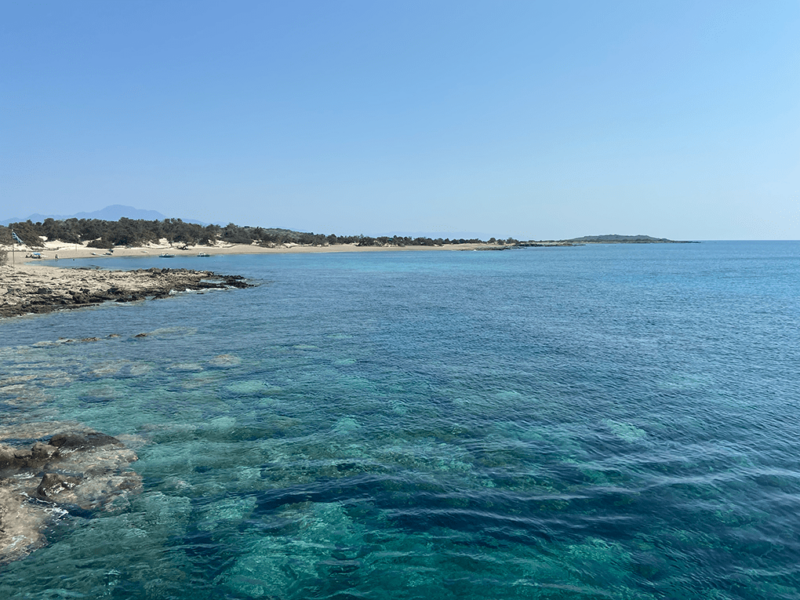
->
[[0, 218, 518, 250]]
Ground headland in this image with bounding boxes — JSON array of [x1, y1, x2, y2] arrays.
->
[[0, 264, 249, 319]]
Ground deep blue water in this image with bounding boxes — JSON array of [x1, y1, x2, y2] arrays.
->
[[1, 241, 799, 599]]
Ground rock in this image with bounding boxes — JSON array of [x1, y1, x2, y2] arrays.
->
[[13, 448, 33, 460], [2, 264, 250, 319], [0, 486, 49, 564], [0, 445, 16, 469], [0, 424, 141, 564], [31, 442, 58, 460], [134, 333, 147, 338], [35, 472, 82, 500], [49, 431, 121, 450], [1, 442, 60, 471]]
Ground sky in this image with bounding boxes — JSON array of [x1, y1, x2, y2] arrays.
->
[[1, 1, 799, 240]]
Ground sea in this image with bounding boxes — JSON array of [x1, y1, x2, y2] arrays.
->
[[1, 241, 799, 599]]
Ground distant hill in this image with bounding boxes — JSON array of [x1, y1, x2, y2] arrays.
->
[[0, 205, 207, 226], [565, 234, 693, 243]]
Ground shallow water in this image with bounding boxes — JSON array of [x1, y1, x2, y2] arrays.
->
[[1, 242, 799, 598]]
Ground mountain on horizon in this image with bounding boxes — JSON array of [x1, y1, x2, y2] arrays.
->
[[0, 205, 207, 226]]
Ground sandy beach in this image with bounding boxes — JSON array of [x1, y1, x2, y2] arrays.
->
[[1, 240, 503, 264]]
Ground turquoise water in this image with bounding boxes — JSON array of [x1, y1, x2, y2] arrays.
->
[[1, 242, 799, 599]]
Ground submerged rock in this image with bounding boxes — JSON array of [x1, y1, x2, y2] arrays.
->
[[35, 472, 83, 500], [208, 354, 242, 368], [49, 431, 121, 450], [0, 487, 53, 562], [168, 362, 204, 373], [0, 422, 141, 565]]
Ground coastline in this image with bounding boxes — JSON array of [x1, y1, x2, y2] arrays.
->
[[0, 263, 250, 320], [0, 242, 509, 320], [1, 241, 517, 263], [0, 241, 539, 320]]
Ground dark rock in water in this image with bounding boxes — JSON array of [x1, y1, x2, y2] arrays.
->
[[35, 472, 82, 500], [79, 393, 114, 405], [49, 432, 120, 450], [13, 448, 34, 462], [0, 445, 18, 470], [134, 333, 147, 338], [31, 442, 58, 461], [0, 424, 141, 564], [2, 436, 112, 472], [0, 445, 52, 471]]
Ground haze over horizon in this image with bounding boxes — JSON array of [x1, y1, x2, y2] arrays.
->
[[2, 1, 799, 240]]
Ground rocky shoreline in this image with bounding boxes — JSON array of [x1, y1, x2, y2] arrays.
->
[[0, 264, 251, 319], [0, 263, 254, 563]]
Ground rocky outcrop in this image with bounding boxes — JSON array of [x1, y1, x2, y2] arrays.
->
[[0, 424, 141, 564], [0, 265, 252, 319]]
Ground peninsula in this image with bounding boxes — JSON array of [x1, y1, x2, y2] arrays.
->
[[0, 264, 249, 319]]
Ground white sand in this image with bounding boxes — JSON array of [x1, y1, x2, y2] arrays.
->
[[1, 241, 499, 263]]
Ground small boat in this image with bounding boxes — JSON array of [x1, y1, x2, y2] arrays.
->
[[197, 252, 210, 257], [159, 253, 175, 258]]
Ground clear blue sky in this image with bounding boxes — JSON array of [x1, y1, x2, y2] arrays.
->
[[2, 1, 798, 239]]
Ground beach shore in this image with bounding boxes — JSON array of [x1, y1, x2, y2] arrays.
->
[[1, 241, 506, 263]]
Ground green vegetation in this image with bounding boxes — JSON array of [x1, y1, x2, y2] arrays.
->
[[0, 219, 687, 252], [566, 234, 689, 243], [0, 218, 488, 249]]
